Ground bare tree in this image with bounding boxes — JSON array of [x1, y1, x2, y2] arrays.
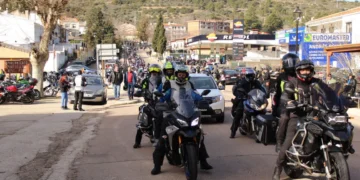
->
[[0, 0, 69, 96]]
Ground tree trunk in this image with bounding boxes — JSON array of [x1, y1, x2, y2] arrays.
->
[[30, 52, 46, 97]]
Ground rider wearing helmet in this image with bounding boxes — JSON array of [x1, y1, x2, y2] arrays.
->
[[133, 64, 163, 149], [230, 68, 266, 138], [272, 53, 300, 152], [272, 60, 322, 180], [151, 65, 213, 175]]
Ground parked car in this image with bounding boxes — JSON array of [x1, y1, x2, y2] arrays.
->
[[189, 73, 225, 123], [64, 65, 96, 75], [71, 61, 85, 65], [69, 74, 107, 105], [223, 69, 239, 84]]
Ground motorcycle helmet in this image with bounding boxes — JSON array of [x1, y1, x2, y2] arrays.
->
[[282, 53, 300, 76], [163, 61, 175, 76], [174, 65, 189, 85], [295, 60, 315, 82], [243, 68, 256, 82], [28, 78, 38, 86], [148, 64, 161, 74]]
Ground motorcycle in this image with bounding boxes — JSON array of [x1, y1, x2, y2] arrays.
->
[[281, 82, 352, 179], [154, 89, 211, 180], [237, 89, 278, 145], [0, 84, 35, 104]]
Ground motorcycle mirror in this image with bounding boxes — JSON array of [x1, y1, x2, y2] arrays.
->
[[154, 91, 164, 97], [201, 89, 211, 96]]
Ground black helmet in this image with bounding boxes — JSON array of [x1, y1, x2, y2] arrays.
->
[[295, 60, 315, 82], [282, 53, 299, 76], [29, 78, 38, 86], [242, 68, 256, 82]]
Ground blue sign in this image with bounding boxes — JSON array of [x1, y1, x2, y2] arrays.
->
[[301, 42, 351, 68], [289, 33, 303, 45], [279, 39, 286, 44], [286, 26, 305, 34]]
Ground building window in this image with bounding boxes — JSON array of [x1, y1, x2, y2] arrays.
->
[[65, 24, 70, 28], [346, 22, 352, 33], [321, 26, 326, 33], [72, 24, 76, 28], [329, 25, 334, 33]]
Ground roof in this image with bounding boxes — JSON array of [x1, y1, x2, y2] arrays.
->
[[308, 6, 360, 23], [0, 42, 31, 53], [324, 43, 360, 53], [187, 20, 232, 23], [163, 23, 185, 27], [60, 17, 79, 23]]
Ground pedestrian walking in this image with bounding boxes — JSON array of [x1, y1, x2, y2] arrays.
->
[[108, 64, 123, 100], [73, 70, 87, 111], [124, 67, 137, 100], [59, 72, 70, 110]]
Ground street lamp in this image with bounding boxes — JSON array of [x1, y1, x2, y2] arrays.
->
[[293, 6, 302, 55]]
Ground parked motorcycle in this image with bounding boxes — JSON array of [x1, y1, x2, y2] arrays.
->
[[0, 82, 36, 104], [154, 89, 211, 180], [280, 82, 352, 179]]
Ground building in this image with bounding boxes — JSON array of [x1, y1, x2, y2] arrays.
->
[[59, 17, 87, 41], [305, 6, 360, 43], [163, 22, 188, 42], [187, 20, 233, 36], [0, 42, 31, 76]]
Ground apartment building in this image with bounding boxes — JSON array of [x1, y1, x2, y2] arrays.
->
[[163, 23, 188, 42], [187, 20, 232, 36]]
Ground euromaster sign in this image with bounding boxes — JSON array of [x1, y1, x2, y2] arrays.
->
[[301, 33, 352, 68]]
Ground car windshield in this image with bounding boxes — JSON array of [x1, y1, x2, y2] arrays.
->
[[85, 76, 102, 85], [172, 88, 196, 119], [189, 77, 217, 89]]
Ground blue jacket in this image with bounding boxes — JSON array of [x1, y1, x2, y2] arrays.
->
[[160, 88, 203, 103], [124, 71, 137, 85]]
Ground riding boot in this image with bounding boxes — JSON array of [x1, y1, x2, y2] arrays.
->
[[230, 130, 236, 138], [272, 165, 282, 180], [151, 165, 161, 175]]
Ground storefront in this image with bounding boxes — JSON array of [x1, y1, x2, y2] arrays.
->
[[0, 43, 31, 77]]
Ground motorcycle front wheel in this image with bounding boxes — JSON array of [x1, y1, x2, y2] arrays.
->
[[330, 152, 350, 180], [33, 89, 41, 100], [185, 144, 198, 180]]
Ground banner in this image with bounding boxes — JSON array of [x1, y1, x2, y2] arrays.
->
[[233, 19, 244, 61]]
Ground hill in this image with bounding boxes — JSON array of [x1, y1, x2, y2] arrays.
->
[[65, 0, 360, 32]]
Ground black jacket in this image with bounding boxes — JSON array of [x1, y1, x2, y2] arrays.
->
[[109, 71, 124, 85], [59, 80, 70, 92], [232, 79, 266, 99], [272, 72, 294, 112]]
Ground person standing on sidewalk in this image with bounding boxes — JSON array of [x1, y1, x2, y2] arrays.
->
[[124, 67, 137, 100], [73, 70, 87, 111], [59, 72, 70, 109], [108, 64, 123, 100]]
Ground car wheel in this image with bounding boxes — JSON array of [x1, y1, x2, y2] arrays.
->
[[216, 113, 225, 123], [100, 96, 107, 105]]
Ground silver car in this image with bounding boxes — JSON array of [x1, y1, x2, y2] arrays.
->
[[69, 74, 107, 105]]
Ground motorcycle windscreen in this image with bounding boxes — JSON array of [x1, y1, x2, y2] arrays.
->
[[247, 89, 267, 107], [172, 88, 196, 119], [311, 82, 344, 112]]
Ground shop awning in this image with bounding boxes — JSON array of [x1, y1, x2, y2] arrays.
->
[[324, 43, 360, 75]]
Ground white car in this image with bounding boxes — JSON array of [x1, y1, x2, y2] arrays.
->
[[189, 73, 225, 123]]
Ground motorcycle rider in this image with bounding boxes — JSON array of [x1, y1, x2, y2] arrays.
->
[[272, 60, 323, 180], [161, 61, 175, 91], [151, 65, 213, 175], [230, 68, 266, 138], [272, 53, 299, 152], [133, 64, 163, 149]]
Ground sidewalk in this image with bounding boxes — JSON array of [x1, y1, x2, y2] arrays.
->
[[0, 90, 140, 180]]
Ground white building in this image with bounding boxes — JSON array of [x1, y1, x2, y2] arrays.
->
[[170, 39, 186, 50], [305, 6, 360, 43], [164, 23, 188, 43], [59, 17, 87, 38]]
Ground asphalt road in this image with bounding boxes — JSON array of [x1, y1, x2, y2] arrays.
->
[[70, 86, 360, 180]]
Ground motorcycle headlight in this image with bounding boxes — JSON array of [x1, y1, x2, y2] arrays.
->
[[191, 117, 199, 126], [177, 119, 189, 127], [327, 115, 348, 125], [212, 95, 222, 103]]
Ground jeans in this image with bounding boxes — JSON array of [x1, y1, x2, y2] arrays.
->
[[128, 84, 134, 98], [74, 91, 84, 110], [61, 92, 68, 107], [114, 84, 121, 99]]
